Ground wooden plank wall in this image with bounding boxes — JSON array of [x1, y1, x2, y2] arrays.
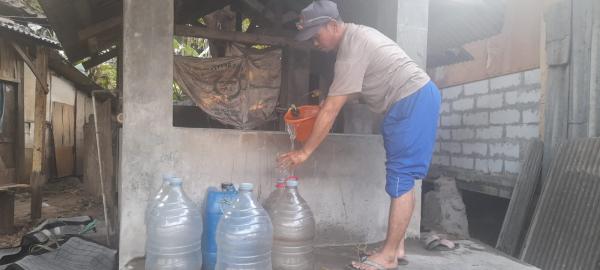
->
[[83, 99, 116, 232], [51, 102, 75, 177], [0, 38, 21, 186], [0, 83, 17, 186], [428, 0, 543, 88]]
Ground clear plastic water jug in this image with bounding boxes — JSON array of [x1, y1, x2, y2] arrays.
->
[[270, 180, 316, 270], [264, 177, 287, 213], [145, 174, 173, 224], [146, 177, 203, 270], [216, 182, 273, 270]]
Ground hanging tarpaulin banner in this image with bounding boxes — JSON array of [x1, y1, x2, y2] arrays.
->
[[173, 45, 281, 130]]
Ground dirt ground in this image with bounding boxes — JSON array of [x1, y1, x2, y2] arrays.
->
[[0, 177, 104, 248]]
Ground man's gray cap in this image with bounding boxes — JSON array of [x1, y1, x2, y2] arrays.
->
[[295, 0, 340, 41]]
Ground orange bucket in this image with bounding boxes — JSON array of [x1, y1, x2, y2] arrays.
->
[[284, 105, 320, 142]]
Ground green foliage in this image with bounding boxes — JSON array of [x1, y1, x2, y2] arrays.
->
[[173, 36, 209, 101], [242, 18, 251, 32], [88, 60, 117, 90], [173, 37, 208, 57], [173, 81, 185, 102]]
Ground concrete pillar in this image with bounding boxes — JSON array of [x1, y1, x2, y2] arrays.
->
[[396, 0, 430, 239], [120, 0, 174, 267]]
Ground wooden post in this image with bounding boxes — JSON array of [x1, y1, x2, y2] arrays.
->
[[16, 60, 26, 184], [0, 190, 15, 234], [30, 46, 48, 220]]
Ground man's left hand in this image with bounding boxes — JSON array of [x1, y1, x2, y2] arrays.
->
[[278, 150, 310, 171]]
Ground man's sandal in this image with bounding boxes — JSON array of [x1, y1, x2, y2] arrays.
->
[[359, 251, 409, 266], [345, 259, 398, 270]]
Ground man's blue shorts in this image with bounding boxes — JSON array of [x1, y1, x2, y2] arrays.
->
[[381, 81, 441, 198]]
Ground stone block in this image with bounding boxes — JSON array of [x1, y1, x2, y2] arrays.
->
[[432, 154, 450, 166], [437, 129, 452, 140], [440, 102, 451, 113], [475, 159, 504, 173], [522, 108, 540, 124], [451, 156, 474, 169], [442, 85, 463, 100], [441, 142, 461, 154], [476, 93, 504, 109], [491, 73, 522, 91], [524, 69, 541, 85], [506, 125, 539, 139], [422, 176, 470, 238], [476, 126, 503, 139], [452, 128, 475, 141], [463, 112, 489, 126], [463, 143, 488, 156], [441, 114, 461, 127], [490, 109, 520, 124], [452, 98, 474, 111], [464, 80, 489, 96], [504, 160, 521, 174], [490, 143, 520, 158], [505, 89, 541, 105]]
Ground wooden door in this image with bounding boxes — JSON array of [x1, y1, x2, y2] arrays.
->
[[0, 82, 17, 185], [52, 102, 74, 178]]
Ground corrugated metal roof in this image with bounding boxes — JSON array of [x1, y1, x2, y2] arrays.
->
[[0, 17, 59, 47], [521, 138, 600, 270]]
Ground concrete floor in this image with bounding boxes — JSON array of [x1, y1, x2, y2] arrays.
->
[[123, 239, 538, 270]]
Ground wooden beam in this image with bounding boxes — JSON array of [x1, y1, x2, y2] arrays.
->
[[30, 46, 48, 220], [174, 25, 311, 49], [10, 42, 50, 94], [83, 48, 118, 70], [78, 16, 122, 42]]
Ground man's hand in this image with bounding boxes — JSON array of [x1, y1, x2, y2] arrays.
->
[[277, 95, 348, 171], [278, 150, 310, 171]]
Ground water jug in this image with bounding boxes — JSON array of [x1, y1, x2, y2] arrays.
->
[[216, 182, 273, 270], [146, 177, 203, 270], [264, 177, 286, 213], [202, 183, 237, 270], [145, 174, 174, 224], [270, 180, 316, 270]]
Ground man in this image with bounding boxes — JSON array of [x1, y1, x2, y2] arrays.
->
[[278, 1, 441, 269]]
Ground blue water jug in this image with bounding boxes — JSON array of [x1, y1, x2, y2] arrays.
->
[[202, 183, 237, 270]]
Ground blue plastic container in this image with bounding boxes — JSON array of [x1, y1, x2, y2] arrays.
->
[[202, 183, 237, 270]]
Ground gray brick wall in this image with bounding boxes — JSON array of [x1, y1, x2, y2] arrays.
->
[[433, 69, 541, 176]]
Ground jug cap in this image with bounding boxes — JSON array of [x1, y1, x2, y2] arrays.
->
[[169, 177, 183, 185], [239, 182, 254, 191], [288, 176, 299, 181], [162, 173, 175, 182], [221, 182, 234, 190], [286, 180, 298, 187]]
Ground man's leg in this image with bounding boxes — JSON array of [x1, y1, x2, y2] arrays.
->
[[382, 188, 414, 258], [351, 188, 414, 269]]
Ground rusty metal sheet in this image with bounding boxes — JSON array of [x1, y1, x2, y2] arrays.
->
[[496, 139, 544, 257], [521, 138, 600, 270]]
